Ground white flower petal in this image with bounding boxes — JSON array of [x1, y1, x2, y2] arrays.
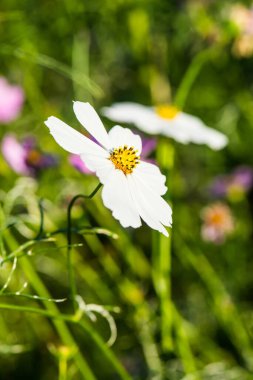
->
[[163, 113, 228, 150], [46, 103, 174, 236], [45, 116, 106, 156], [134, 161, 167, 196], [128, 174, 172, 236], [161, 122, 193, 144], [103, 102, 228, 150], [101, 169, 142, 228], [80, 153, 114, 184], [73, 101, 111, 149], [133, 172, 172, 226], [102, 102, 163, 134], [108, 125, 142, 154]]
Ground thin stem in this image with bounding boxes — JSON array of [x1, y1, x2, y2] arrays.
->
[[134, 304, 164, 379], [79, 320, 131, 380], [172, 305, 200, 380], [174, 47, 216, 109], [175, 235, 253, 369], [36, 199, 44, 240], [59, 356, 67, 380], [66, 183, 102, 311], [4, 230, 96, 380], [153, 139, 174, 352], [47, 226, 117, 239], [0, 303, 72, 320], [0, 238, 53, 266], [0, 44, 103, 98], [0, 301, 131, 380]]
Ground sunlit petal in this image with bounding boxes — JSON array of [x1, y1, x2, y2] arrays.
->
[[102, 102, 163, 134], [46, 102, 172, 236], [45, 116, 106, 156], [165, 113, 228, 150], [128, 174, 171, 237], [108, 125, 142, 154], [80, 153, 113, 184], [73, 101, 111, 149], [102, 170, 142, 228], [134, 161, 167, 196]]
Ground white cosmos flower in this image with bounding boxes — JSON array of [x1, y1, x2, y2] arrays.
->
[[102, 102, 228, 150], [45, 102, 172, 236]]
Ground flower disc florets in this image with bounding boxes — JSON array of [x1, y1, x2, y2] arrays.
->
[[155, 104, 180, 120], [109, 145, 140, 175]]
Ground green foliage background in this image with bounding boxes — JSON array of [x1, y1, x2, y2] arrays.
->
[[0, 0, 253, 379]]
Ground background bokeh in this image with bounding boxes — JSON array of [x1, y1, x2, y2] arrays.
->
[[1, 0, 253, 379]]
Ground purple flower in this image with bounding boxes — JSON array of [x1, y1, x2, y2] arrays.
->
[[210, 166, 253, 201], [232, 166, 253, 190], [0, 77, 24, 123], [141, 137, 157, 158], [69, 136, 157, 174], [2, 134, 58, 176]]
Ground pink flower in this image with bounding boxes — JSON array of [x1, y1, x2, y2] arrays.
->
[[201, 202, 235, 244], [2, 134, 58, 176], [0, 77, 24, 123], [229, 4, 253, 57]]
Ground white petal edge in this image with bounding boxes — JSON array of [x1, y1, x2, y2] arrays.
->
[[163, 113, 228, 150], [128, 175, 172, 237], [134, 161, 167, 196], [108, 125, 142, 154], [73, 101, 111, 149], [80, 153, 114, 185], [101, 169, 142, 228], [132, 172, 172, 226], [102, 102, 164, 134], [45, 116, 107, 156]]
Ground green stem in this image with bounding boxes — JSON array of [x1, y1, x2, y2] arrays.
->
[[4, 230, 96, 380], [59, 356, 67, 380], [175, 237, 253, 369], [80, 320, 131, 380], [0, 238, 52, 266], [0, 44, 102, 98], [172, 305, 200, 379], [0, 301, 131, 380], [67, 183, 102, 311], [36, 199, 44, 240], [174, 47, 216, 109], [134, 304, 164, 379], [153, 139, 174, 352]]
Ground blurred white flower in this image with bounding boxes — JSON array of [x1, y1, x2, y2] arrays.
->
[[45, 102, 172, 236], [102, 102, 228, 150]]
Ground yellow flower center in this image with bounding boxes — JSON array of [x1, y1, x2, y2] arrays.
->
[[109, 145, 140, 175], [155, 104, 180, 120]]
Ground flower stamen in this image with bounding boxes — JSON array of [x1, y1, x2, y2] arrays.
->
[[155, 104, 180, 120], [109, 145, 140, 174]]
